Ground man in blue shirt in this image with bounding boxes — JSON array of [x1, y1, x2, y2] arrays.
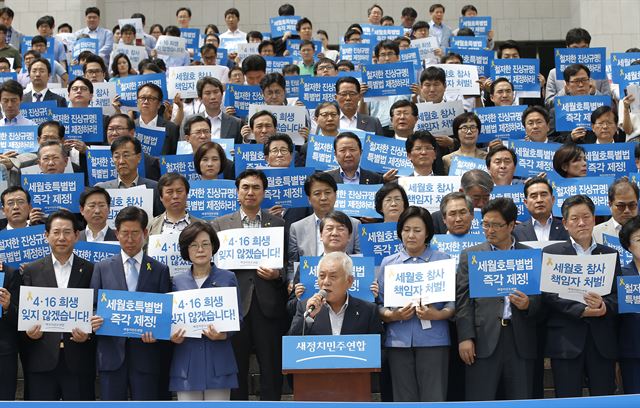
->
[[74, 7, 113, 61]]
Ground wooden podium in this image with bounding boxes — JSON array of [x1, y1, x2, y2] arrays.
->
[[283, 367, 380, 401]]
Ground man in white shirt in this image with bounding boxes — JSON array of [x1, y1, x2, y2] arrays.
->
[[79, 186, 116, 242], [0, 80, 35, 126], [594, 178, 639, 244], [514, 177, 569, 242], [219, 8, 246, 40], [74, 7, 113, 60], [0, 186, 46, 230]]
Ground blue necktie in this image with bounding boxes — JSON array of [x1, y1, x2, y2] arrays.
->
[[126, 258, 139, 291]]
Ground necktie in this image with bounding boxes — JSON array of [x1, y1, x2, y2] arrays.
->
[[34, 93, 42, 102], [126, 258, 139, 291]]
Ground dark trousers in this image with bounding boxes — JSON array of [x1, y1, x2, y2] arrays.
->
[[620, 358, 640, 394], [231, 291, 284, 401], [25, 348, 95, 401], [0, 353, 17, 400]]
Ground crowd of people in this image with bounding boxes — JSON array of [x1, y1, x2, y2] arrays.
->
[[0, 1, 639, 404]]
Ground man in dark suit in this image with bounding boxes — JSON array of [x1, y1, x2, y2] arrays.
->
[[335, 76, 384, 135], [78, 186, 117, 242], [22, 57, 67, 107], [324, 132, 384, 185], [514, 177, 569, 242], [106, 114, 160, 181], [90, 206, 171, 400], [135, 83, 180, 155], [542, 194, 620, 398], [0, 262, 20, 400], [211, 169, 287, 401], [21, 210, 95, 400], [289, 251, 382, 335], [456, 198, 541, 401]]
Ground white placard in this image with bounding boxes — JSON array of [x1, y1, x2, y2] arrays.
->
[[118, 18, 144, 39], [106, 187, 154, 229], [248, 104, 307, 145], [628, 84, 640, 114], [148, 233, 192, 277], [398, 176, 462, 212], [520, 240, 566, 249], [90, 82, 117, 115], [411, 37, 439, 64], [18, 286, 93, 333], [167, 65, 231, 99], [416, 100, 465, 136], [236, 42, 260, 64], [383, 258, 456, 307], [427, 64, 481, 96], [155, 35, 187, 57], [171, 287, 240, 337], [111, 44, 148, 70], [214, 226, 285, 270]]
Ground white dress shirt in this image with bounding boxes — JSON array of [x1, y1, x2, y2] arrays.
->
[[532, 215, 553, 242], [85, 225, 109, 242], [340, 112, 358, 130], [327, 294, 349, 335], [52, 253, 74, 288]]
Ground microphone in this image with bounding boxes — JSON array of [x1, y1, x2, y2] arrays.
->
[[303, 289, 327, 318]]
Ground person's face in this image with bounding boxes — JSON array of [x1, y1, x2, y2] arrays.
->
[[307, 180, 336, 217], [266, 140, 292, 168], [37, 23, 52, 37], [251, 115, 276, 144], [106, 117, 134, 144], [524, 183, 554, 221], [0, 62, 10, 72], [260, 45, 275, 57], [2, 191, 32, 227], [29, 61, 50, 89], [177, 10, 191, 28], [443, 198, 473, 235], [229, 69, 245, 84], [38, 124, 63, 144], [188, 231, 214, 267], [80, 192, 109, 228], [150, 26, 162, 39], [245, 70, 265, 86], [592, 111, 617, 143], [0, 91, 20, 119], [377, 47, 399, 64], [457, 119, 479, 147], [316, 105, 339, 133], [610, 187, 639, 225], [346, 33, 362, 44], [382, 19, 394, 26], [561, 153, 587, 178], [200, 83, 222, 112], [445, 57, 463, 64], [199, 147, 222, 180], [121, 30, 135, 45], [137, 86, 162, 116], [398, 40, 410, 50], [431, 7, 445, 24], [321, 218, 350, 253], [628, 229, 640, 260], [401, 14, 416, 28], [464, 9, 478, 17], [565, 69, 590, 96], [225, 13, 239, 30], [45, 218, 78, 258], [524, 112, 549, 142], [160, 179, 188, 214], [413, 27, 429, 39], [39, 145, 68, 174], [0, 13, 13, 27], [391, 106, 417, 135], [300, 45, 315, 63], [421, 79, 446, 103], [113, 29, 121, 44], [112, 141, 141, 180], [117, 57, 130, 75], [299, 23, 313, 41], [316, 62, 337, 77], [500, 47, 520, 59], [23, 53, 36, 68], [408, 140, 436, 170], [186, 121, 212, 152], [488, 151, 515, 185], [58, 26, 71, 34], [205, 35, 219, 47], [465, 185, 491, 208], [69, 81, 93, 107], [336, 82, 361, 115], [401, 216, 429, 255], [201, 49, 217, 65], [368, 6, 383, 25], [237, 175, 265, 212], [316, 33, 329, 46], [490, 81, 514, 106], [568, 41, 590, 49], [335, 138, 361, 172], [85, 12, 100, 30], [317, 259, 353, 305], [562, 203, 595, 244], [85, 62, 105, 83], [32, 42, 47, 54], [381, 189, 406, 222], [482, 210, 514, 248], [116, 220, 148, 257], [263, 83, 286, 105]]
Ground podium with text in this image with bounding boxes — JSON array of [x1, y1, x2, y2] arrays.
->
[[282, 334, 381, 401]]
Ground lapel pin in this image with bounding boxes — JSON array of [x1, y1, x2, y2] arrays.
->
[[147, 262, 152, 271]]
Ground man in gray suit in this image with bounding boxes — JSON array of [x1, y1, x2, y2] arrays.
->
[[78, 186, 117, 242], [456, 198, 541, 401], [211, 169, 287, 401], [335, 76, 384, 135]]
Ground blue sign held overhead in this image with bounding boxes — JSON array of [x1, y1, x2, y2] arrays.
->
[[459, 16, 492, 35], [432, 234, 486, 266], [73, 241, 121, 265], [299, 256, 376, 302], [0, 126, 39, 154], [611, 52, 640, 85], [335, 184, 382, 219], [234, 144, 268, 174], [491, 59, 540, 93], [285, 75, 302, 97], [160, 155, 198, 182], [270, 16, 301, 37], [361, 62, 416, 97], [22, 173, 84, 213], [298, 76, 337, 109], [20, 101, 55, 125], [0, 225, 50, 269], [448, 156, 488, 176], [555, 47, 606, 80], [509, 140, 560, 178], [72, 37, 99, 60], [340, 44, 373, 68], [50, 107, 104, 143], [180, 28, 200, 52], [361, 134, 413, 176], [618, 276, 640, 314], [187, 179, 238, 220], [262, 167, 314, 209], [474, 105, 526, 142], [0, 72, 17, 84], [358, 223, 402, 267], [86, 147, 146, 186], [583, 143, 635, 179], [305, 134, 339, 171], [602, 234, 633, 268], [619, 64, 640, 93], [265, 56, 294, 74], [282, 334, 381, 370], [451, 48, 494, 78], [468, 249, 542, 298], [134, 126, 166, 157], [491, 184, 530, 223], [450, 36, 487, 50], [286, 39, 323, 61], [223, 84, 264, 118], [549, 174, 613, 217], [555, 95, 611, 131], [115, 73, 168, 107]]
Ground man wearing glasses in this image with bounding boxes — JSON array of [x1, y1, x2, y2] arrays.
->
[[135, 83, 180, 155], [335, 76, 383, 135], [593, 178, 639, 244], [105, 114, 160, 181]]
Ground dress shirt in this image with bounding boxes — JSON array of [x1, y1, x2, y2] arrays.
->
[[240, 208, 262, 229], [428, 21, 452, 48], [207, 111, 223, 138], [75, 26, 113, 59], [340, 167, 360, 184], [327, 294, 349, 335], [52, 253, 74, 289], [117, 174, 140, 188], [340, 112, 358, 129], [532, 215, 553, 242], [0, 115, 35, 126], [85, 225, 109, 242], [121, 249, 144, 277], [490, 238, 517, 319], [219, 29, 247, 40], [139, 115, 159, 129], [32, 88, 49, 102], [161, 212, 191, 233], [570, 237, 597, 256]]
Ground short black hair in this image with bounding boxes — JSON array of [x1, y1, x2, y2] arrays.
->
[[333, 132, 362, 152], [264, 134, 293, 156], [45, 209, 80, 233], [336, 60, 355, 71], [461, 5, 478, 15], [563, 63, 590, 81], [390, 100, 418, 118], [420, 66, 446, 85], [313, 58, 337, 75], [453, 112, 481, 135], [31, 35, 47, 45], [489, 77, 513, 95], [58, 23, 72, 32], [402, 7, 418, 18], [158, 172, 190, 196], [183, 115, 211, 136], [619, 215, 640, 251], [429, 4, 445, 13], [83, 53, 108, 75], [481, 197, 518, 224], [258, 40, 276, 54], [242, 55, 267, 74], [130, 13, 146, 25], [85, 7, 100, 16], [194, 141, 228, 177], [296, 17, 312, 32], [278, 4, 295, 15], [565, 28, 591, 46], [0, 79, 23, 99], [374, 40, 399, 58], [115, 206, 148, 230], [179, 221, 221, 261], [522, 106, 550, 126], [110, 135, 142, 155], [246, 31, 263, 42], [107, 114, 135, 131], [176, 7, 192, 17], [249, 110, 277, 129], [120, 24, 136, 35], [320, 211, 352, 235], [1, 186, 31, 206], [405, 131, 437, 153], [590, 105, 618, 125], [375, 183, 409, 216], [235, 169, 268, 190], [37, 120, 65, 139], [80, 186, 111, 208], [498, 40, 521, 58], [36, 15, 54, 29], [561, 194, 595, 219], [397, 206, 435, 245], [224, 8, 240, 18], [68, 76, 93, 94], [344, 28, 361, 43], [197, 76, 224, 97], [304, 172, 338, 196], [486, 145, 517, 167], [137, 82, 163, 100], [259, 72, 286, 92], [523, 177, 553, 198], [335, 76, 361, 94]]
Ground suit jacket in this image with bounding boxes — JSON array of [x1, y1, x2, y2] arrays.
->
[[90, 253, 171, 372], [143, 153, 161, 181], [620, 262, 640, 359], [23, 90, 67, 107], [431, 210, 448, 234], [148, 213, 204, 236], [288, 295, 383, 336], [456, 241, 541, 359], [184, 112, 243, 144], [542, 241, 620, 360], [78, 227, 118, 242], [324, 167, 383, 185], [135, 116, 180, 156], [0, 265, 20, 356], [513, 217, 570, 242], [211, 210, 288, 320], [95, 177, 165, 217], [21, 255, 96, 374], [355, 113, 384, 136], [593, 217, 620, 245]]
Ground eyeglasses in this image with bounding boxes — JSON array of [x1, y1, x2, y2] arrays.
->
[[70, 86, 89, 93], [85, 69, 103, 75], [113, 153, 136, 161], [412, 146, 435, 153], [383, 196, 404, 205], [188, 242, 212, 250], [190, 129, 212, 137], [482, 222, 507, 230], [614, 202, 638, 211], [459, 125, 479, 133], [269, 147, 290, 155], [337, 91, 358, 98], [317, 64, 334, 71], [137, 96, 160, 103], [107, 126, 128, 134], [4, 199, 27, 207], [568, 78, 589, 85], [318, 112, 338, 118], [594, 121, 616, 128]]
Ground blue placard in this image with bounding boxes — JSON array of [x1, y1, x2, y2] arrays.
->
[[474, 105, 526, 142], [362, 62, 416, 97], [399, 48, 422, 71], [223, 84, 264, 118], [371, 26, 405, 43], [630, 172, 640, 190], [583, 143, 635, 178], [509, 140, 560, 178], [72, 37, 99, 60], [50, 107, 104, 142], [234, 144, 267, 174], [285, 75, 302, 97], [611, 52, 640, 85], [335, 184, 382, 219], [135, 126, 166, 157], [469, 210, 484, 235], [21, 36, 54, 55], [187, 179, 238, 220], [0, 225, 49, 269], [160, 155, 198, 181], [339, 43, 372, 68], [299, 256, 375, 302], [603, 234, 633, 267], [270, 16, 301, 37], [282, 334, 381, 370], [22, 173, 84, 213], [305, 134, 338, 171], [96, 289, 172, 340], [432, 234, 486, 266], [262, 167, 314, 209], [459, 16, 492, 35], [217, 48, 228, 66], [286, 39, 322, 61], [20, 101, 55, 125], [555, 95, 611, 131], [73, 241, 121, 265], [265, 56, 294, 74], [68, 64, 84, 81], [619, 64, 640, 92], [0, 125, 39, 154], [0, 71, 17, 84], [86, 147, 146, 185], [450, 36, 487, 50], [468, 249, 542, 297], [180, 28, 200, 52], [298, 76, 337, 110], [491, 184, 530, 223], [0, 271, 4, 289], [115, 73, 168, 107], [549, 175, 613, 217], [618, 275, 640, 313], [448, 156, 488, 176], [358, 223, 401, 266], [491, 59, 540, 92], [555, 47, 607, 80], [451, 48, 494, 78], [361, 134, 413, 176]]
